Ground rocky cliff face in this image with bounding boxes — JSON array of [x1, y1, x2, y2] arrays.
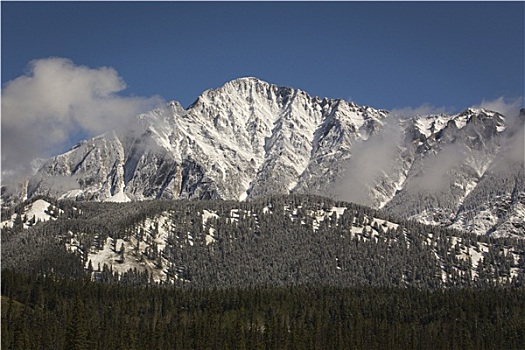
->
[[5, 78, 524, 236], [381, 108, 524, 237], [26, 131, 126, 201]]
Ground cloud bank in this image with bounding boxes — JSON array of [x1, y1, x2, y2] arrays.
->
[[1, 57, 163, 181]]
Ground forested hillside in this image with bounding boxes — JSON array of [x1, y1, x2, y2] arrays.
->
[[2, 194, 525, 289]]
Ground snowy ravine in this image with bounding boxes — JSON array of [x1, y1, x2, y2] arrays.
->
[[2, 77, 524, 237]]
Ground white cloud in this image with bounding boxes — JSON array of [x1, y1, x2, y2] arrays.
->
[[473, 96, 523, 117], [329, 98, 525, 206], [389, 103, 450, 118], [413, 143, 467, 193], [330, 115, 403, 206], [1, 57, 163, 180]]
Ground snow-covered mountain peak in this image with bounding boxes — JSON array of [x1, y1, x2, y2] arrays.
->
[[167, 100, 186, 113], [96, 129, 120, 141], [411, 107, 507, 139], [223, 76, 271, 88], [457, 107, 505, 124], [194, 77, 267, 99], [3, 79, 523, 237]]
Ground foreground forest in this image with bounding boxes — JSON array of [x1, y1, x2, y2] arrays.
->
[[3, 195, 525, 349], [2, 270, 525, 350]]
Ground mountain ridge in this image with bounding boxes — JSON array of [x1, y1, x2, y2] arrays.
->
[[2, 77, 523, 237]]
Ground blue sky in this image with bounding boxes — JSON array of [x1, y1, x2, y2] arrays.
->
[[1, 1, 524, 177], [2, 1, 523, 110]]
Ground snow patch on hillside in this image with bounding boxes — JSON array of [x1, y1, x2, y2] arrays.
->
[[1, 199, 61, 229], [104, 191, 131, 203], [81, 213, 175, 283]]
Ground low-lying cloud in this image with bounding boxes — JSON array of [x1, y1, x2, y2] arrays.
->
[[330, 103, 449, 206], [330, 97, 524, 208], [413, 143, 468, 193], [1, 57, 163, 181], [330, 115, 403, 206]]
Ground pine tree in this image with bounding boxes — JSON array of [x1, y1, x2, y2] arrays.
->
[[119, 242, 125, 263], [64, 297, 89, 350]]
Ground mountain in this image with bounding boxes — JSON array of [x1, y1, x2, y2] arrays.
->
[[381, 108, 525, 237], [2, 77, 524, 237]]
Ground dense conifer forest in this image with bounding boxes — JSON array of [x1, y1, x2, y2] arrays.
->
[[2, 270, 525, 350], [2, 194, 525, 289], [2, 194, 525, 349]]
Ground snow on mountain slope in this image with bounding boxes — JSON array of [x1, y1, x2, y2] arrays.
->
[[27, 131, 126, 201], [380, 108, 523, 236], [71, 200, 407, 284], [1, 199, 62, 229], [3, 78, 524, 237], [18, 77, 388, 203]]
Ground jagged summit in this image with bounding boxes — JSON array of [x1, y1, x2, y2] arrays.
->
[[225, 76, 268, 85], [3, 80, 523, 237], [188, 77, 273, 107]]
